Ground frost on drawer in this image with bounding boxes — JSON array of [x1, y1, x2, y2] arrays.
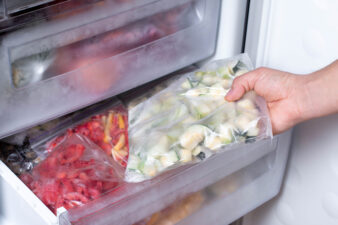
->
[[10, 2, 201, 89]]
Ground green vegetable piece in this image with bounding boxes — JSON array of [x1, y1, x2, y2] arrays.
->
[[138, 160, 146, 172], [187, 77, 194, 88], [174, 149, 181, 160], [223, 74, 232, 80], [205, 71, 217, 76], [195, 71, 205, 79], [217, 67, 227, 75]]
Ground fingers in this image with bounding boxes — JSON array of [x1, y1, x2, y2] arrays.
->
[[225, 68, 265, 101]]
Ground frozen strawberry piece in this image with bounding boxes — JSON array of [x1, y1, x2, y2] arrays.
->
[[20, 133, 122, 214], [58, 144, 85, 164]]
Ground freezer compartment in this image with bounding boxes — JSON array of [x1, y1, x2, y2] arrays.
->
[[0, 118, 286, 225], [0, 0, 221, 139]]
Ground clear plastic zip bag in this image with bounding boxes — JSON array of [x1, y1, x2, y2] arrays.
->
[[126, 54, 272, 182], [20, 133, 123, 215]]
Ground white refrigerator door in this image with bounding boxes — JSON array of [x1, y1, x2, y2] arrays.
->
[[243, 0, 338, 225]]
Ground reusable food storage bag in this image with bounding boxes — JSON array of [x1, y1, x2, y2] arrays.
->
[[45, 102, 129, 167], [20, 133, 123, 214], [126, 54, 272, 182], [1, 100, 129, 179]]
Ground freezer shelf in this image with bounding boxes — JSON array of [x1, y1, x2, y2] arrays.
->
[[0, 0, 220, 139]]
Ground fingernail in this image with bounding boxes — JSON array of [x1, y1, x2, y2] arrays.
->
[[225, 89, 234, 101]]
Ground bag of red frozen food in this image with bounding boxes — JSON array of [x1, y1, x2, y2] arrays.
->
[[20, 133, 123, 214], [46, 102, 129, 168]]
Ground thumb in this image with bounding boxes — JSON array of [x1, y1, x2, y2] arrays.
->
[[225, 68, 264, 101]]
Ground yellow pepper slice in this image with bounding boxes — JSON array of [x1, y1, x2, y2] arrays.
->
[[104, 113, 113, 143], [118, 114, 125, 129]]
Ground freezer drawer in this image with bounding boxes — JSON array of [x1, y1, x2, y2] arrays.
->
[[6, 0, 56, 14], [0, 0, 220, 139], [0, 0, 159, 31], [0, 134, 285, 225]]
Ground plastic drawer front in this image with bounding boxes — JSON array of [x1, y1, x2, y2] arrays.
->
[[0, 0, 220, 139], [6, 0, 56, 14], [0, 133, 290, 225], [178, 132, 292, 225], [58, 136, 287, 225]]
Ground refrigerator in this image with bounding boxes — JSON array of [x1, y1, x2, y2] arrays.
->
[[0, 0, 337, 224]]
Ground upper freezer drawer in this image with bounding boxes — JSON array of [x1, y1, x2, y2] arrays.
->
[[0, 0, 160, 32], [0, 0, 221, 139]]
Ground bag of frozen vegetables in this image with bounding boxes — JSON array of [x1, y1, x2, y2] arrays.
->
[[125, 54, 272, 182]]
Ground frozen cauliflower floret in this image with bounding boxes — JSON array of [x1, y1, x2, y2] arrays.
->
[[218, 123, 234, 143], [202, 75, 222, 86], [148, 135, 169, 157], [127, 155, 140, 170], [234, 114, 253, 132], [143, 162, 158, 177], [192, 146, 203, 156], [217, 65, 232, 77], [184, 88, 203, 97], [223, 101, 237, 119], [247, 126, 260, 137], [181, 80, 192, 89], [180, 125, 207, 150], [195, 103, 212, 118], [204, 134, 222, 150], [237, 98, 255, 111], [160, 151, 179, 168], [208, 83, 227, 96], [180, 149, 192, 162], [221, 79, 232, 89]]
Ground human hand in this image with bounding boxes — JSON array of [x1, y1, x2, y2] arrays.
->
[[225, 60, 338, 134], [225, 68, 304, 134]]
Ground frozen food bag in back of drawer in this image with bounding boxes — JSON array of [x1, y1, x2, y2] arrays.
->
[[2, 99, 129, 174], [45, 102, 129, 167], [125, 54, 272, 182], [20, 133, 123, 215]]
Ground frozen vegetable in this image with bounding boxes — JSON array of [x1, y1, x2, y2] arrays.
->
[[20, 133, 122, 214], [126, 54, 272, 182]]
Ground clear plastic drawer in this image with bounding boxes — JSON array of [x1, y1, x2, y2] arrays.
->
[[0, 133, 288, 225], [0, 0, 220, 139]]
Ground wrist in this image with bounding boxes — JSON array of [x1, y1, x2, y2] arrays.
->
[[296, 62, 338, 122], [290, 75, 313, 124]]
